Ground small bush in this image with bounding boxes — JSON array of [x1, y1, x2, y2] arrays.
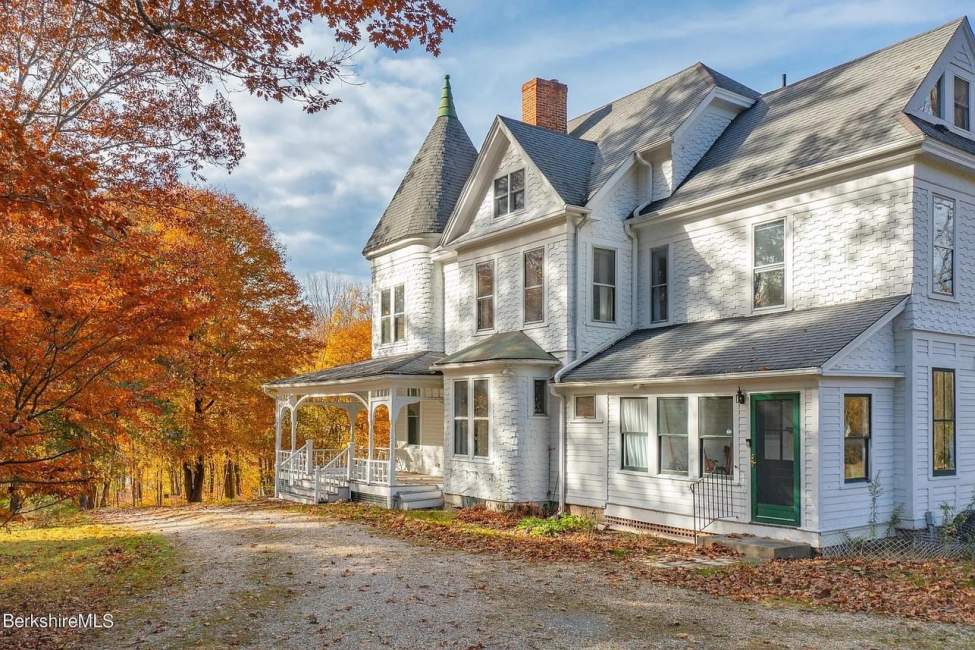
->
[[516, 514, 595, 537]]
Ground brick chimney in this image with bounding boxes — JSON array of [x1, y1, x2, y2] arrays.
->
[[521, 78, 567, 133]]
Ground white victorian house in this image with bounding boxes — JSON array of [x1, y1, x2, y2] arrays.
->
[[265, 18, 975, 547]]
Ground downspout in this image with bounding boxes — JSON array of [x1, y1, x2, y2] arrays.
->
[[628, 151, 653, 328]]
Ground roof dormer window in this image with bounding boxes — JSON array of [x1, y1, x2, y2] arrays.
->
[[929, 74, 944, 119], [954, 76, 971, 131], [494, 169, 525, 217]]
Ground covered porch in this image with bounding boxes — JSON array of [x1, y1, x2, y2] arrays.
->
[[262, 351, 446, 509]]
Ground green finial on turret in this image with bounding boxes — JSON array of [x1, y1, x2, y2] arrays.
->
[[437, 74, 456, 118]]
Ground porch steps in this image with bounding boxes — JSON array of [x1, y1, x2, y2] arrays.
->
[[277, 475, 351, 505], [704, 534, 812, 561], [398, 487, 444, 511]]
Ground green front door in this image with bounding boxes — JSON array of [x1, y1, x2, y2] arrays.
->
[[751, 393, 801, 527]]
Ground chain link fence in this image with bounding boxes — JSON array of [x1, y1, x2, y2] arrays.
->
[[821, 510, 975, 560]]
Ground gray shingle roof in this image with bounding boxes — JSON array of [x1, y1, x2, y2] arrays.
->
[[567, 62, 760, 200], [434, 331, 560, 366], [498, 116, 597, 206], [267, 351, 444, 387], [905, 113, 975, 157], [363, 113, 477, 255], [560, 296, 907, 383], [641, 19, 964, 216]]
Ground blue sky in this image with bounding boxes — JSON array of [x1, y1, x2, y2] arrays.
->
[[200, 1, 971, 285]]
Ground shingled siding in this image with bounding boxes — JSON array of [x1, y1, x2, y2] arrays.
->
[[441, 367, 550, 505], [371, 243, 443, 358], [635, 166, 916, 327], [671, 102, 739, 189]]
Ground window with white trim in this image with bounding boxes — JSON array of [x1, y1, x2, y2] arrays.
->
[[658, 397, 688, 475], [843, 394, 870, 482], [453, 379, 489, 458], [955, 76, 971, 131], [699, 396, 733, 476], [930, 74, 945, 119], [575, 395, 596, 419], [407, 402, 420, 445], [753, 219, 785, 309], [592, 247, 616, 322], [523, 247, 545, 324], [476, 261, 495, 331], [380, 285, 405, 344], [494, 169, 525, 217], [621, 397, 649, 471], [933, 369, 956, 476], [532, 379, 547, 416], [932, 195, 955, 296], [650, 245, 668, 323]]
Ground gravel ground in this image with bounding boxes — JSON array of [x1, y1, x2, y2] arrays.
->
[[86, 502, 974, 649]]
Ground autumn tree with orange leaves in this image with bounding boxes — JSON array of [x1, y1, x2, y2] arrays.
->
[[0, 0, 453, 515]]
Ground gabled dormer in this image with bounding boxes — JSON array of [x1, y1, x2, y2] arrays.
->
[[906, 17, 975, 139]]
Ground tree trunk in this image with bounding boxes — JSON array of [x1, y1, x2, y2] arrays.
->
[[207, 457, 215, 498], [182, 456, 205, 502], [99, 480, 110, 508], [234, 458, 242, 497], [223, 459, 234, 499]]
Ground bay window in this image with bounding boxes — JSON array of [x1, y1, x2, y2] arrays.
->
[[753, 219, 785, 309], [658, 397, 688, 475], [621, 398, 649, 471], [380, 285, 405, 344], [699, 397, 734, 476], [843, 395, 870, 482], [453, 380, 469, 455], [453, 379, 490, 458]]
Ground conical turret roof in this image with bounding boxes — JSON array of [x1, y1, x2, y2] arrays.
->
[[363, 75, 477, 255]]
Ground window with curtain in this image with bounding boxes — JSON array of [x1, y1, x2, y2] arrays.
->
[[592, 247, 616, 322], [933, 369, 956, 476], [407, 402, 420, 445], [753, 220, 785, 309], [699, 397, 734, 476], [453, 380, 468, 455], [955, 76, 971, 131], [621, 398, 649, 471], [658, 397, 688, 474], [476, 261, 495, 330], [932, 195, 955, 296], [650, 246, 668, 323], [843, 395, 870, 481], [524, 248, 545, 323]]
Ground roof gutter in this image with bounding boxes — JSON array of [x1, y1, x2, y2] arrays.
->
[[555, 367, 823, 389]]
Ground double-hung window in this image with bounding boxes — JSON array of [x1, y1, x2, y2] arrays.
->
[[933, 369, 956, 476], [621, 398, 649, 471], [407, 402, 420, 445], [592, 247, 616, 322], [524, 248, 545, 323], [753, 219, 785, 309], [453, 379, 490, 458], [843, 395, 871, 482], [476, 261, 495, 331], [658, 397, 688, 475], [532, 379, 548, 416], [955, 76, 971, 131], [699, 397, 734, 476], [650, 245, 668, 323], [380, 285, 405, 344], [494, 169, 525, 217], [932, 195, 955, 296]]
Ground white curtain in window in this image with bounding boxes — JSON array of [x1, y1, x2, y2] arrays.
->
[[621, 398, 649, 470]]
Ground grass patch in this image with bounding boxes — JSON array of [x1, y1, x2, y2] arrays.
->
[[0, 513, 176, 648], [516, 514, 595, 537]]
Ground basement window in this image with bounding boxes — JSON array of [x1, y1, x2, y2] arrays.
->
[[494, 169, 525, 217]]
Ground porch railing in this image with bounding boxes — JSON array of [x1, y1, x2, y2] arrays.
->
[[351, 458, 389, 485], [277, 446, 308, 487], [689, 470, 734, 544]]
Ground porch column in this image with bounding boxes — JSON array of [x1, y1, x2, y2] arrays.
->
[[290, 399, 297, 451], [273, 403, 283, 498], [347, 407, 357, 482], [366, 405, 375, 483], [388, 396, 398, 506]]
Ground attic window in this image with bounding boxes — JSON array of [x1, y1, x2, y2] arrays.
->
[[954, 76, 971, 131], [494, 169, 525, 217], [929, 75, 944, 119]]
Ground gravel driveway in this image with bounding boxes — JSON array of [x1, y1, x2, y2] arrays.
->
[[89, 502, 973, 649]]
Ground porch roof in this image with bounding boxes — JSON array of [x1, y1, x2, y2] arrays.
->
[[559, 295, 907, 384], [265, 351, 444, 389], [433, 331, 560, 367]]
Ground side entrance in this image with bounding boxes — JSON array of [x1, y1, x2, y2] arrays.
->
[[750, 392, 801, 527]]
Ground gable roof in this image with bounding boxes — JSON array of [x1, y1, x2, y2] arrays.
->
[[640, 18, 966, 216], [498, 116, 597, 206], [559, 296, 907, 383], [568, 62, 760, 200], [266, 351, 444, 388], [363, 77, 478, 256], [433, 331, 560, 367]]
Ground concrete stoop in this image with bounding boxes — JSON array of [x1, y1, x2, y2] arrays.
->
[[703, 534, 812, 561]]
